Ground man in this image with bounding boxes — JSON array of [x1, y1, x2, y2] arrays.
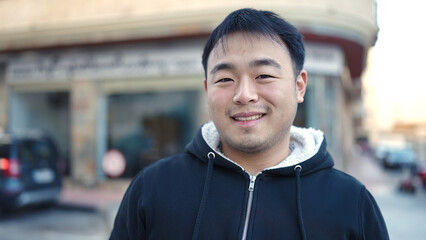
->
[[110, 8, 389, 240]]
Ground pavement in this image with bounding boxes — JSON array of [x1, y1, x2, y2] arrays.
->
[[58, 177, 131, 234], [346, 151, 398, 195]]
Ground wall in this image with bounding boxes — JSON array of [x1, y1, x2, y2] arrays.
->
[[0, 64, 6, 131], [0, 0, 377, 52]]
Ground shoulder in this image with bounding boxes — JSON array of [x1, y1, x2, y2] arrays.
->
[[136, 152, 203, 185], [306, 169, 389, 238], [309, 168, 367, 201], [327, 168, 365, 189], [324, 168, 382, 211], [117, 152, 200, 197], [144, 152, 200, 173]]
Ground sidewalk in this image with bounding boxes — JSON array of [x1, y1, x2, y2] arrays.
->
[[346, 152, 398, 195], [58, 177, 131, 233]]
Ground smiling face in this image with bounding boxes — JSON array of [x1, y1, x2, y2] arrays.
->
[[205, 32, 307, 161]]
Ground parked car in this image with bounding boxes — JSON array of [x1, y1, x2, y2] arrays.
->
[[374, 144, 391, 162], [382, 148, 416, 169], [0, 132, 63, 212]]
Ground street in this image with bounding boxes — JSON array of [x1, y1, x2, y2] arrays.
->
[[0, 204, 109, 240], [376, 190, 426, 239], [0, 153, 425, 240]]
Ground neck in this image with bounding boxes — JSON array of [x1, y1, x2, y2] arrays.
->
[[221, 137, 292, 175]]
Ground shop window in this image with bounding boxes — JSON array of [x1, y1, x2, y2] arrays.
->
[[108, 91, 199, 178]]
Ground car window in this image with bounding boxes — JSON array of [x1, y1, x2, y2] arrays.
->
[[0, 143, 10, 158], [18, 139, 58, 163], [388, 150, 415, 161]]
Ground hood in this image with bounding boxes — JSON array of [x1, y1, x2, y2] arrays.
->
[[186, 121, 334, 176]]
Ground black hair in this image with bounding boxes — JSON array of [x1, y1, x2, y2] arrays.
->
[[202, 8, 305, 79]]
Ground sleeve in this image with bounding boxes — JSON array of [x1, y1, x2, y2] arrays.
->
[[358, 187, 390, 240], [109, 171, 146, 240]]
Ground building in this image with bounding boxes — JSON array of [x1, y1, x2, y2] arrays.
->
[[0, 0, 378, 185]]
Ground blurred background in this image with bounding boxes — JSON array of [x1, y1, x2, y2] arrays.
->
[[0, 0, 425, 239]]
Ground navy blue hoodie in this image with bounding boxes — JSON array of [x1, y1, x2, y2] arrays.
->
[[110, 123, 389, 240]]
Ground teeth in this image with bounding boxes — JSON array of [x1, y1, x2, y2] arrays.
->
[[234, 114, 263, 121]]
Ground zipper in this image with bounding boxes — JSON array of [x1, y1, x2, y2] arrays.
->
[[241, 173, 259, 240]]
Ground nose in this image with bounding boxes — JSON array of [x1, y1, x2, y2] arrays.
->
[[233, 79, 258, 104]]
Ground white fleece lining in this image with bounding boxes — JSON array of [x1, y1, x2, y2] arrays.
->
[[201, 121, 324, 171]]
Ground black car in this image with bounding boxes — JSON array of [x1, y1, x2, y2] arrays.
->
[[0, 132, 63, 212]]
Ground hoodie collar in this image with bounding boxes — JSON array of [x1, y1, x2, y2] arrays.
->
[[200, 121, 325, 171]]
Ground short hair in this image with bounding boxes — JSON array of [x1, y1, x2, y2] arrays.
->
[[202, 8, 305, 79]]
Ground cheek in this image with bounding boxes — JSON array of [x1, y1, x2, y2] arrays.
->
[[207, 89, 232, 107], [261, 87, 298, 115], [260, 87, 288, 105], [207, 92, 227, 116]]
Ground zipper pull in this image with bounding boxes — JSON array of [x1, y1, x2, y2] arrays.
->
[[248, 175, 257, 192]]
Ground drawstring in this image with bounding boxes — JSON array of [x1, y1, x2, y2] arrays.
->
[[192, 152, 215, 240], [294, 165, 308, 240]]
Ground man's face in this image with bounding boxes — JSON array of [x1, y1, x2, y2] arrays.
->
[[205, 32, 307, 155]]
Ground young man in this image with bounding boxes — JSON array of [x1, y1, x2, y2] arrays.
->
[[110, 8, 389, 240]]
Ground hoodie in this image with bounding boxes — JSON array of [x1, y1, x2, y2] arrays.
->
[[110, 122, 389, 240]]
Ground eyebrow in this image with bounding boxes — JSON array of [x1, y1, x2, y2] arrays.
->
[[249, 58, 281, 69], [209, 63, 236, 75], [209, 58, 281, 76]]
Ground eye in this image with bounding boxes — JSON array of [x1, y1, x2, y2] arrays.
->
[[215, 78, 233, 83], [256, 74, 274, 80]]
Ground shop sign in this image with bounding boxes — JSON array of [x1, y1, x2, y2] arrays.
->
[[6, 42, 203, 83], [305, 43, 344, 76]]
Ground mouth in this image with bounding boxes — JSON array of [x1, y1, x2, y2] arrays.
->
[[230, 111, 266, 125], [232, 114, 265, 121]]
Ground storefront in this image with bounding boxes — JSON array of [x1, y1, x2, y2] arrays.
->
[[4, 38, 207, 183]]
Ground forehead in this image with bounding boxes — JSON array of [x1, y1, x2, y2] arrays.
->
[[212, 32, 288, 54], [208, 32, 291, 65]]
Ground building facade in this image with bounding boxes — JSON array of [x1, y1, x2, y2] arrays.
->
[[0, 0, 378, 184]]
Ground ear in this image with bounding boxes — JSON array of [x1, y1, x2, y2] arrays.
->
[[296, 70, 308, 103], [204, 79, 208, 93]]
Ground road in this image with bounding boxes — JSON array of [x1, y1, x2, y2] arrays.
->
[[376, 189, 426, 239], [0, 204, 109, 240]]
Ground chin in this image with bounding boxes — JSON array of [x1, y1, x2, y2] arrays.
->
[[226, 137, 268, 154]]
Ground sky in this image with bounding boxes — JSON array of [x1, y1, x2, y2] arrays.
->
[[364, 0, 426, 130]]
